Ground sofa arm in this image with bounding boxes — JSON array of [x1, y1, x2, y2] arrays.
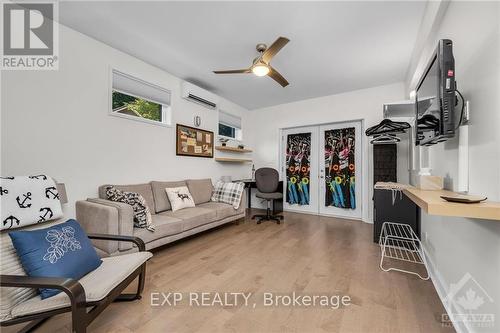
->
[[87, 233, 145, 252], [76, 199, 135, 254]]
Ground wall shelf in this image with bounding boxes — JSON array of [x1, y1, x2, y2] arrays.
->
[[403, 187, 500, 221], [215, 146, 253, 153], [215, 157, 252, 163]]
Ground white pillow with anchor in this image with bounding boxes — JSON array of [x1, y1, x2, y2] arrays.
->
[[0, 175, 63, 230]]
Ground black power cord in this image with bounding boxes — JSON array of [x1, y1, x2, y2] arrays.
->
[[455, 89, 465, 130]]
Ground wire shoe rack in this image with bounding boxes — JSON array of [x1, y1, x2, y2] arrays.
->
[[379, 222, 429, 280]]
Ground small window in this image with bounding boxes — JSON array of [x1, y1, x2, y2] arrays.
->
[[218, 110, 242, 141], [111, 69, 171, 126]]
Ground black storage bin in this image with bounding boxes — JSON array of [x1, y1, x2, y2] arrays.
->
[[373, 188, 420, 243]]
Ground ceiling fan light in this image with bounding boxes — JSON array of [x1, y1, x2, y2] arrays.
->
[[252, 64, 270, 77]]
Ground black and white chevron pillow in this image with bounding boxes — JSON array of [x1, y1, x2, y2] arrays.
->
[[105, 186, 155, 231], [0, 175, 64, 230]]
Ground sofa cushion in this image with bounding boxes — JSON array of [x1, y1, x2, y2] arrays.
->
[[160, 207, 217, 232], [150, 181, 186, 213], [134, 215, 183, 244], [10, 251, 152, 319], [8, 219, 103, 299], [197, 202, 239, 220], [186, 179, 214, 205], [99, 184, 155, 214]]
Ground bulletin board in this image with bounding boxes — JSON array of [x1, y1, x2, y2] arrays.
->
[[176, 124, 214, 158]]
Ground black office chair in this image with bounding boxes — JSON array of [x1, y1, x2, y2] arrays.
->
[[251, 168, 284, 224]]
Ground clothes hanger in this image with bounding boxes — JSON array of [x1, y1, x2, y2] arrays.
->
[[417, 114, 439, 130], [365, 119, 411, 136], [370, 133, 401, 145]]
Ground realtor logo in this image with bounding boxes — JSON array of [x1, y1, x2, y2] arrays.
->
[[1, 1, 58, 69], [442, 272, 495, 329]]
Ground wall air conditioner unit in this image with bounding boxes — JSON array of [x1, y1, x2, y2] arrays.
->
[[182, 81, 219, 109]]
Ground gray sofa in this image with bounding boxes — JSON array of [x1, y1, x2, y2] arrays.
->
[[76, 179, 245, 256]]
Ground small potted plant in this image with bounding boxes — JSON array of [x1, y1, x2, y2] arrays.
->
[[219, 138, 229, 147]]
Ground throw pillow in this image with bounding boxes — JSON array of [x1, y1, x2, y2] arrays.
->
[[211, 181, 245, 209], [8, 219, 103, 299], [165, 186, 195, 212], [105, 186, 155, 231], [0, 175, 64, 230]]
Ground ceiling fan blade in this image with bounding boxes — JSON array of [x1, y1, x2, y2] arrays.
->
[[261, 37, 290, 63], [213, 69, 251, 74], [268, 66, 289, 87]]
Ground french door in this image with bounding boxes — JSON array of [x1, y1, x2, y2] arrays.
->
[[319, 121, 362, 219], [281, 127, 319, 214], [281, 121, 362, 219]]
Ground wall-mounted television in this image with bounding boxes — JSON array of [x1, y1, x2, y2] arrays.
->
[[415, 39, 455, 146]]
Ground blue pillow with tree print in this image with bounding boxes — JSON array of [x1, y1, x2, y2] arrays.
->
[[8, 219, 102, 299]]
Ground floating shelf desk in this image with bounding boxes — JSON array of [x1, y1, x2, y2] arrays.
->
[[215, 146, 253, 153], [214, 157, 252, 163], [403, 187, 500, 221]]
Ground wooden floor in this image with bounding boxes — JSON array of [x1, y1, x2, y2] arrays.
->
[[7, 210, 454, 333]]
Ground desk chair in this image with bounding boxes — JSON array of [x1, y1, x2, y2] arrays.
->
[[251, 168, 284, 224]]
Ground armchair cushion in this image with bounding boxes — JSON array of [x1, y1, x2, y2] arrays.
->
[[10, 251, 152, 318], [8, 219, 102, 299]]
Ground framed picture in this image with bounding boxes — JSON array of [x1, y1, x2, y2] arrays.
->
[[176, 124, 214, 158]]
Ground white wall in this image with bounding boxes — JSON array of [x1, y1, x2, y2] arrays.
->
[[1, 25, 252, 217], [407, 2, 500, 332], [246, 82, 405, 223]]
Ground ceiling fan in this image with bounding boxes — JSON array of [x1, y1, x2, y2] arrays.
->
[[213, 37, 290, 87]]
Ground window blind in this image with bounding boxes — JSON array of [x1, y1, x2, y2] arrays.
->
[[112, 69, 171, 106], [219, 110, 241, 129]]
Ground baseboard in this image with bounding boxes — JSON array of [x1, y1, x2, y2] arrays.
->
[[422, 245, 470, 333], [281, 208, 364, 222]]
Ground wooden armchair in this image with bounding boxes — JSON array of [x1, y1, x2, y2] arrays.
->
[[1, 230, 151, 333]]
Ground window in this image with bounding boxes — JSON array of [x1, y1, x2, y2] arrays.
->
[[218, 110, 242, 141], [111, 69, 171, 126]]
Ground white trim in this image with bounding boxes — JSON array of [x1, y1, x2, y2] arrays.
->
[[108, 66, 172, 127], [422, 245, 469, 333]]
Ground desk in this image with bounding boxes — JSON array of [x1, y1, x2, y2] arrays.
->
[[234, 179, 283, 214], [403, 187, 500, 221]]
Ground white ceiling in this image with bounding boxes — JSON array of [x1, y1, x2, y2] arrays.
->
[[59, 1, 426, 110]]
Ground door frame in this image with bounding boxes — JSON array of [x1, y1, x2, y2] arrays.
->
[[279, 119, 364, 220]]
